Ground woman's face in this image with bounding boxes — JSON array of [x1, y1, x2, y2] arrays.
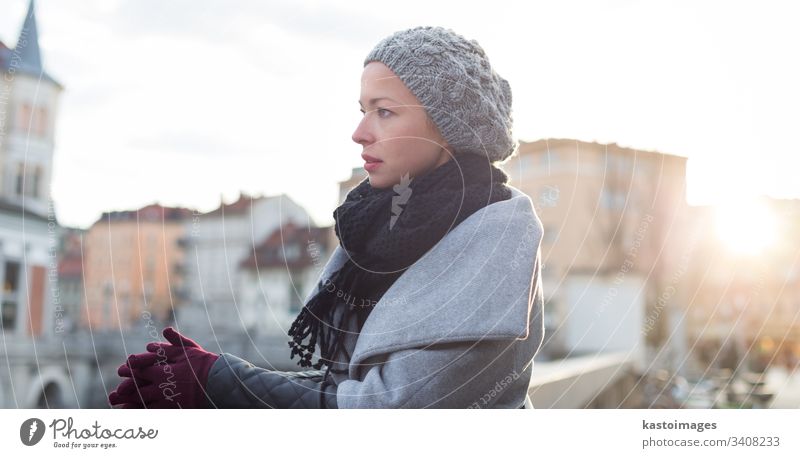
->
[[352, 62, 452, 189]]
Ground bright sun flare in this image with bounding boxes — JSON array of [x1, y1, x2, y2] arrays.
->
[[714, 198, 779, 256]]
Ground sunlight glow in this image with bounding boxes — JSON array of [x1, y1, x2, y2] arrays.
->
[[714, 198, 778, 256]]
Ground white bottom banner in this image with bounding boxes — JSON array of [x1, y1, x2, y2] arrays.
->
[[1, 409, 797, 457]]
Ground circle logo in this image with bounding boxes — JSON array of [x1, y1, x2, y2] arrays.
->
[[20, 418, 46, 446]]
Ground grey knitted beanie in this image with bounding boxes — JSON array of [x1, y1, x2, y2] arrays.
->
[[363, 26, 517, 163]]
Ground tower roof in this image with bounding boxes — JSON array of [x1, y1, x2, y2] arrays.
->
[[0, 0, 61, 87]]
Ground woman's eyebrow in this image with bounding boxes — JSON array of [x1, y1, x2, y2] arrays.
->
[[358, 97, 399, 107]]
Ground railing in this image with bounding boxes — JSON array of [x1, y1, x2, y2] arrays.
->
[[4, 334, 638, 408], [527, 352, 635, 408]]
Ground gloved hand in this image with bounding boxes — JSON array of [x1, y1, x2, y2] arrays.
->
[[110, 353, 188, 408], [108, 327, 220, 409], [108, 352, 157, 408]]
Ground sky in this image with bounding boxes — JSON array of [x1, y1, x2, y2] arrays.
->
[[1, 0, 798, 229]]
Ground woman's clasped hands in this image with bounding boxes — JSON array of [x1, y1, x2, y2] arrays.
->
[[108, 327, 220, 409]]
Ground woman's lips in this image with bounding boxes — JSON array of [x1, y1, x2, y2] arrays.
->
[[364, 160, 383, 172], [361, 153, 383, 172]]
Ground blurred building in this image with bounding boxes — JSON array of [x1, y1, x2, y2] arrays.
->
[[238, 221, 334, 336], [177, 192, 312, 334], [336, 140, 691, 368], [54, 226, 86, 333], [333, 166, 367, 248], [82, 204, 194, 331], [502, 138, 691, 368], [0, 0, 62, 338], [338, 167, 367, 202]]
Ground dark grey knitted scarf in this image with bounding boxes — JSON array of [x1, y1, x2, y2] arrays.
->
[[287, 153, 511, 377]]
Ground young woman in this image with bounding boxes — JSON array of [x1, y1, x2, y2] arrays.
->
[[109, 25, 544, 409]]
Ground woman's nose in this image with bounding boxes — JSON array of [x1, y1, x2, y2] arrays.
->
[[352, 117, 373, 146]]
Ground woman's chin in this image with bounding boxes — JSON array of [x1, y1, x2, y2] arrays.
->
[[367, 175, 392, 189]]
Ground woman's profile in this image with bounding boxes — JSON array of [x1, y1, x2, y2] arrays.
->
[[108, 25, 545, 409]]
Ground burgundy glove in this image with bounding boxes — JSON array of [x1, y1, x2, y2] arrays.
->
[[110, 355, 190, 408], [108, 327, 220, 409], [109, 353, 158, 408]]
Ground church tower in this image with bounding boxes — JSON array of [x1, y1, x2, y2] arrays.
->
[[0, 0, 63, 338], [0, 0, 62, 217]]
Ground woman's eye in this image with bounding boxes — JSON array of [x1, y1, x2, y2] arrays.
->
[[359, 108, 392, 118]]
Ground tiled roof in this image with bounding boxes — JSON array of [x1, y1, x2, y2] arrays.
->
[[99, 203, 196, 223], [240, 222, 333, 270]]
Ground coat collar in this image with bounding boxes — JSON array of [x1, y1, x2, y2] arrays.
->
[[307, 185, 543, 372]]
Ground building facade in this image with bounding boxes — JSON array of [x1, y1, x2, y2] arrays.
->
[[0, 0, 62, 339], [82, 204, 194, 331], [502, 138, 691, 367], [177, 192, 312, 334], [238, 221, 333, 337]]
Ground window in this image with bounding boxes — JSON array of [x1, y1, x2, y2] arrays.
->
[[605, 152, 633, 174], [31, 166, 42, 198], [540, 149, 559, 167], [11, 163, 44, 198], [600, 188, 626, 210], [16, 103, 31, 132], [2, 261, 21, 330], [519, 153, 534, 171], [3, 261, 19, 294], [15, 163, 24, 196], [15, 104, 48, 137], [283, 243, 300, 261], [1, 300, 16, 330], [36, 107, 47, 137]]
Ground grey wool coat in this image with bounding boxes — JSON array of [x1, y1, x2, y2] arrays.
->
[[205, 184, 545, 408]]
